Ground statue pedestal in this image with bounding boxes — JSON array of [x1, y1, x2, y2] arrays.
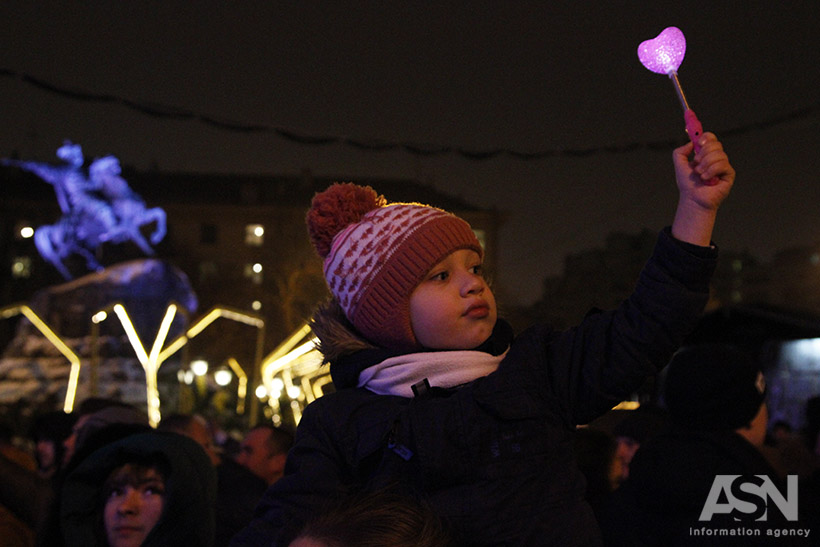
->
[[0, 259, 197, 413]]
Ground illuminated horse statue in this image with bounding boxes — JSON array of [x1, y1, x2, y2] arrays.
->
[[2, 141, 166, 279], [89, 155, 166, 254]]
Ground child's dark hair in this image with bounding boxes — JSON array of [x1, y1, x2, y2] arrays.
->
[[293, 487, 454, 547]]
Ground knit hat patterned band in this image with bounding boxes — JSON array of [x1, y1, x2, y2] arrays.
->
[[307, 183, 482, 350]]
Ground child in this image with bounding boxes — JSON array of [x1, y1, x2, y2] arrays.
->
[[232, 134, 734, 546]]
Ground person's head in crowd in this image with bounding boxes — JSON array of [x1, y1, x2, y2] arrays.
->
[[236, 424, 293, 485], [63, 402, 150, 469], [0, 419, 36, 472], [102, 456, 167, 547], [157, 413, 220, 466], [289, 488, 453, 547], [60, 430, 217, 547], [662, 343, 768, 447], [30, 410, 76, 478]]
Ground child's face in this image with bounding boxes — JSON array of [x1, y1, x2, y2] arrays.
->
[[410, 249, 497, 350], [103, 464, 165, 547]]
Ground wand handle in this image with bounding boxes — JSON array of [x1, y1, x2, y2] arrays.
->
[[684, 109, 719, 186]]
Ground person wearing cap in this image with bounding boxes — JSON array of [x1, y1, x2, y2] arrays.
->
[[232, 134, 734, 546], [597, 344, 807, 546]]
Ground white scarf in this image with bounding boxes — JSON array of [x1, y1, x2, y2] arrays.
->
[[357, 350, 507, 398]]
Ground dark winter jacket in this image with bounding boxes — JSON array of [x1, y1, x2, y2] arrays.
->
[[232, 228, 717, 547], [60, 431, 218, 547]]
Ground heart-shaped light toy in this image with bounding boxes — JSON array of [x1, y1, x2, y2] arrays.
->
[[638, 27, 718, 184], [638, 26, 686, 76]]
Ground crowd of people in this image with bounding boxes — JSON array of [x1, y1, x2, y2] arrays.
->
[[1, 376, 818, 546], [0, 399, 294, 547], [1, 131, 819, 545]]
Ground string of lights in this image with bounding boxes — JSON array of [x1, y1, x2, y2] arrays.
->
[[2, 67, 817, 161]]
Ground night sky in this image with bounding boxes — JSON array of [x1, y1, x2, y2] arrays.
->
[[2, 2, 818, 305]]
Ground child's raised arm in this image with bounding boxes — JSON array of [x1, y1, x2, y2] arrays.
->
[[670, 132, 735, 246]]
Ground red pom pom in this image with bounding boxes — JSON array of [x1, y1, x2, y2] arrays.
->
[[307, 183, 386, 258]]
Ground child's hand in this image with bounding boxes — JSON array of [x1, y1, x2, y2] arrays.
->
[[670, 132, 734, 246], [672, 132, 735, 212]]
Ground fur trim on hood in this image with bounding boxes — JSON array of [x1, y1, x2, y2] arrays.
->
[[310, 298, 377, 364]]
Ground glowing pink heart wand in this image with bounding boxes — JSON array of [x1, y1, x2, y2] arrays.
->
[[638, 26, 718, 184]]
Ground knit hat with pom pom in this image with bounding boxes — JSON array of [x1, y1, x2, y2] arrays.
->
[[307, 183, 482, 351]]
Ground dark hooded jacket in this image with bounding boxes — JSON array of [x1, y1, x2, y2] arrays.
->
[[598, 429, 808, 546], [232, 228, 717, 547], [60, 431, 217, 547]]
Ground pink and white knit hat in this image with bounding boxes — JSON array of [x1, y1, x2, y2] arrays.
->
[[307, 183, 482, 350]]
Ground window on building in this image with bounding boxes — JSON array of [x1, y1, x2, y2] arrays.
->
[[11, 256, 32, 278], [245, 224, 265, 246], [201, 223, 218, 245], [244, 262, 263, 285]]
